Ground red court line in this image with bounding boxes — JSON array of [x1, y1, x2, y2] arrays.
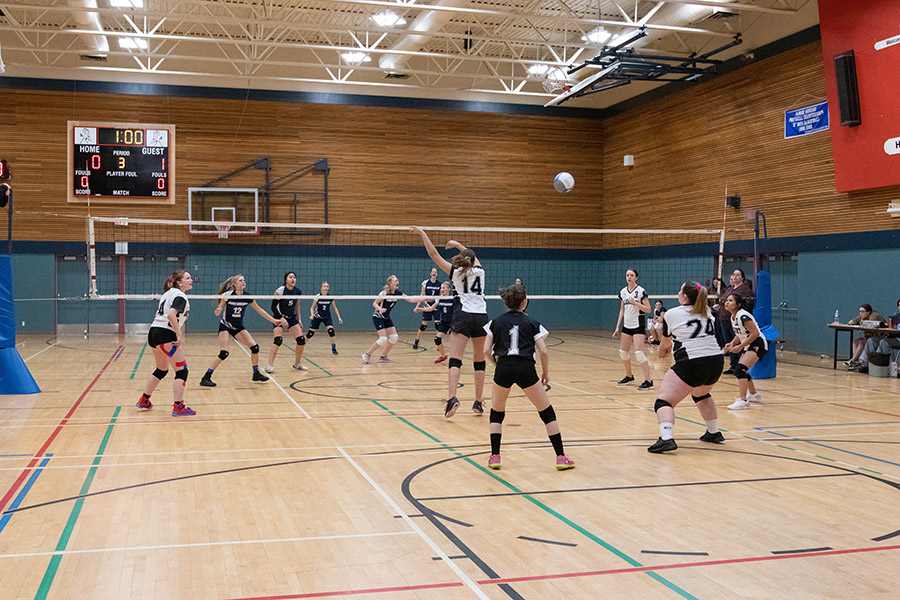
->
[[227, 581, 463, 599], [0, 346, 122, 513], [831, 404, 900, 418]]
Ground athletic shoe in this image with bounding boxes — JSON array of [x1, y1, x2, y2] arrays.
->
[[556, 455, 575, 470], [172, 403, 196, 416], [637, 380, 653, 390], [361, 352, 371, 364], [723, 368, 735, 375], [252, 371, 270, 382], [378, 355, 393, 363], [444, 396, 460, 418], [488, 454, 501, 469], [647, 437, 678, 453], [617, 375, 635, 385], [264, 364, 275, 373], [199, 375, 216, 387], [136, 397, 153, 410], [332, 348, 339, 355], [700, 430, 725, 443], [858, 365, 869, 374], [728, 398, 751, 410], [844, 359, 858, 368], [292, 362, 308, 371], [747, 391, 762, 403], [435, 355, 448, 364], [472, 400, 484, 415], [412, 339, 419, 350]]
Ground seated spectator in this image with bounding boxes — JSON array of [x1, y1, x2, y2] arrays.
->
[[859, 299, 900, 373], [647, 300, 666, 345], [845, 303, 886, 371]]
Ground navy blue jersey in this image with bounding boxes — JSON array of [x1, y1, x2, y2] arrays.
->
[[422, 278, 442, 297], [436, 297, 455, 323], [314, 295, 335, 319], [220, 292, 253, 330], [373, 289, 403, 318], [272, 285, 301, 319]]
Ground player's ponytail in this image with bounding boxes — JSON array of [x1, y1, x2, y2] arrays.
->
[[451, 248, 477, 280], [217, 275, 241, 296], [499, 284, 527, 311], [681, 281, 710, 316], [164, 270, 187, 292], [382, 275, 397, 294]]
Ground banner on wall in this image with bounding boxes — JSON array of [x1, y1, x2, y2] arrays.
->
[[784, 101, 829, 139]]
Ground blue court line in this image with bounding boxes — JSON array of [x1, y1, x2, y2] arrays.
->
[[761, 429, 900, 469], [1, 454, 34, 458], [758, 421, 900, 430], [113, 347, 125, 362], [0, 454, 53, 535]]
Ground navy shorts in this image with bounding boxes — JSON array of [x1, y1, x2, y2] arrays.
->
[[421, 309, 436, 322], [436, 320, 451, 334], [276, 315, 300, 330], [451, 311, 488, 338], [493, 357, 540, 390], [671, 354, 724, 388], [373, 316, 395, 331], [148, 326, 177, 349], [219, 322, 246, 338], [309, 316, 333, 330]]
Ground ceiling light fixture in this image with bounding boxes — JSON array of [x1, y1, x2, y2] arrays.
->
[[341, 51, 372, 64], [119, 37, 149, 50], [371, 11, 406, 27], [527, 64, 550, 76], [581, 27, 611, 45]]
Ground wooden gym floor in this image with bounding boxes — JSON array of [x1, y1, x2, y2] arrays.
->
[[2, 331, 900, 599]]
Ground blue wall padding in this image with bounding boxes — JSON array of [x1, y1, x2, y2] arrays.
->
[[750, 270, 779, 379], [0, 256, 16, 347]]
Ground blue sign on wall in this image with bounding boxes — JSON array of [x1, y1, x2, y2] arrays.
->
[[785, 101, 829, 138]]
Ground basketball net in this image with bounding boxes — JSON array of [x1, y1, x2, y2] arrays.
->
[[542, 68, 571, 94], [215, 221, 232, 239]]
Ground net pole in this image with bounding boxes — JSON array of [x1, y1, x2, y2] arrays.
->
[[716, 182, 728, 295], [87, 216, 98, 299]]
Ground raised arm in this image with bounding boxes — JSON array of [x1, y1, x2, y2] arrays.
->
[[445, 239, 481, 266], [410, 226, 452, 275]]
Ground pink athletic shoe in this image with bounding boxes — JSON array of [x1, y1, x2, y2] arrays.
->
[[488, 454, 501, 469], [555, 455, 575, 470]]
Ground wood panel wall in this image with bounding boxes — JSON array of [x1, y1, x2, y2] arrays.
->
[[602, 41, 900, 241]]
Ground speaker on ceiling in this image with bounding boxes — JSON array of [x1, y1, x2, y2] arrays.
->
[[834, 50, 861, 127]]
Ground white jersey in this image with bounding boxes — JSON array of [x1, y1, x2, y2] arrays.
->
[[451, 266, 486, 314], [662, 305, 722, 362], [151, 288, 189, 331], [620, 285, 648, 329], [731, 308, 767, 350]]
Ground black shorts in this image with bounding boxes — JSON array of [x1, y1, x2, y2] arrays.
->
[[309, 316, 333, 330], [277, 315, 300, 330], [671, 354, 724, 388], [421, 309, 436, 322], [147, 327, 177, 348], [744, 338, 767, 360], [493, 357, 540, 390], [622, 324, 646, 336], [218, 322, 246, 338], [372, 316, 395, 331], [451, 311, 488, 338], [436, 320, 451, 334]]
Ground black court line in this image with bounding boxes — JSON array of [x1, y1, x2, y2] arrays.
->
[[394, 514, 426, 518], [771, 547, 833, 555], [641, 550, 709, 556], [517, 536, 577, 548], [872, 529, 900, 542], [432, 555, 468, 560]]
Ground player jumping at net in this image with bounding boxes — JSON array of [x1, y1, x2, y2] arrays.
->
[[414, 281, 454, 363], [200, 274, 288, 387], [648, 281, 725, 453], [413, 267, 443, 350], [138, 270, 197, 416], [265, 271, 308, 373], [362, 275, 417, 364], [411, 226, 488, 418], [723, 293, 766, 410], [613, 268, 653, 390], [307, 281, 343, 355], [484, 284, 575, 470]]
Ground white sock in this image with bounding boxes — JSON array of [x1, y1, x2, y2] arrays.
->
[[659, 422, 674, 440], [706, 419, 719, 434]]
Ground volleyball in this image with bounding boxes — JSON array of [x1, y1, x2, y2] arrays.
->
[[553, 172, 574, 193]]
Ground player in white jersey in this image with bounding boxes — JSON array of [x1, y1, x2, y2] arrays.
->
[[613, 269, 653, 390], [411, 226, 488, 419], [648, 281, 725, 454], [137, 270, 196, 416], [723, 293, 767, 410], [265, 271, 308, 373]]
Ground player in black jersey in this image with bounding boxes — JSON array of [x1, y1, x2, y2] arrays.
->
[[483, 284, 575, 470], [413, 268, 443, 350], [306, 281, 343, 355], [648, 282, 725, 453], [199, 274, 288, 387], [362, 275, 418, 364], [415, 281, 454, 363], [265, 271, 308, 373]]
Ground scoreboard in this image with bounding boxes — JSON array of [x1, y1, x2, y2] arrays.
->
[[68, 121, 176, 204]]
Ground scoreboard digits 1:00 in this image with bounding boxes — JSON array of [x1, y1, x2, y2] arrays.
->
[[68, 121, 176, 204]]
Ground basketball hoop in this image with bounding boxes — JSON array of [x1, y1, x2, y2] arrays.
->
[[215, 222, 231, 239], [542, 68, 571, 94]]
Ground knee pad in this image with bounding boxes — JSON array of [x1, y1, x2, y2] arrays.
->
[[489, 409, 506, 424], [306, 330, 315, 339], [217, 350, 229, 361], [419, 323, 428, 332], [634, 350, 648, 364], [619, 349, 632, 361], [735, 363, 751, 380], [692, 393, 711, 403], [250, 344, 260, 355], [448, 358, 463, 370], [434, 321, 440, 330], [296, 336, 306, 346], [375, 336, 388, 346], [434, 336, 443, 346], [152, 368, 168, 381], [473, 360, 486, 372], [327, 327, 335, 337], [538, 405, 557, 424], [388, 333, 399, 344], [175, 368, 188, 382], [654, 399, 672, 412], [273, 336, 283, 347]]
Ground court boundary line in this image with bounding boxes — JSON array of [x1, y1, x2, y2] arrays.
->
[[234, 341, 311, 418]]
